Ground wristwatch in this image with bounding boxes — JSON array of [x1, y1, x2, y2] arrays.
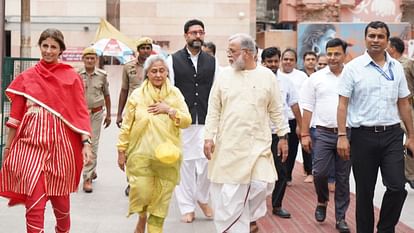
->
[[82, 138, 92, 145], [278, 134, 289, 140]]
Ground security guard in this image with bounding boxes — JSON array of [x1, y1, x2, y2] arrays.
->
[[116, 36, 153, 127], [116, 37, 153, 196], [78, 47, 111, 193]]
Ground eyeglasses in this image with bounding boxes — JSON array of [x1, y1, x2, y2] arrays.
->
[[187, 30, 205, 36]]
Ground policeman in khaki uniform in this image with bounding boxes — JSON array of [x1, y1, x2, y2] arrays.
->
[[116, 37, 153, 196], [78, 47, 111, 193], [116, 37, 153, 127]]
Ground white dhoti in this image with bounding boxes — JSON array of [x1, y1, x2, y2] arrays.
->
[[175, 125, 211, 214], [210, 180, 274, 233]]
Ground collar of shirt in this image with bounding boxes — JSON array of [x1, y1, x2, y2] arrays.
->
[[314, 65, 343, 78], [135, 58, 144, 66], [186, 47, 200, 59], [186, 47, 200, 72], [80, 68, 97, 76], [360, 50, 395, 68]]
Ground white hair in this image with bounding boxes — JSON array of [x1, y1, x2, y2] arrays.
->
[[143, 54, 168, 79], [228, 33, 257, 56]]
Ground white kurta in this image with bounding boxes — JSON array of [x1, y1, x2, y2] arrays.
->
[[205, 65, 290, 184]]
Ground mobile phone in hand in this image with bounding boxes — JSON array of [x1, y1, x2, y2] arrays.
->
[[406, 148, 413, 158]]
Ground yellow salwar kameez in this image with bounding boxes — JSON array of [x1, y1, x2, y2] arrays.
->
[[117, 79, 191, 232]]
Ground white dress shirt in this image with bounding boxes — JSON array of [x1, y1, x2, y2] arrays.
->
[[300, 66, 343, 128], [277, 68, 308, 119], [271, 71, 298, 133]]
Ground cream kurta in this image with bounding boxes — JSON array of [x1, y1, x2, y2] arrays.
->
[[205, 66, 290, 184]]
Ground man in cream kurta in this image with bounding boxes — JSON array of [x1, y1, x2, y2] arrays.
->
[[204, 33, 290, 233]]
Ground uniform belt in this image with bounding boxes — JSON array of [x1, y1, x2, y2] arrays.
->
[[89, 106, 103, 113], [315, 125, 339, 133], [356, 123, 400, 133]]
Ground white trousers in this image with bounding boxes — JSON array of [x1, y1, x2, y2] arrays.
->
[[175, 158, 210, 214], [175, 125, 211, 214], [210, 180, 274, 233]]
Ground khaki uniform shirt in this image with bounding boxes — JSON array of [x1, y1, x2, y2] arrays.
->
[[204, 66, 290, 184], [122, 60, 145, 95], [399, 56, 414, 98], [78, 67, 110, 109]]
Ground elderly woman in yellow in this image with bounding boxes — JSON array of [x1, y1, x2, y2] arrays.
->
[[117, 54, 191, 233]]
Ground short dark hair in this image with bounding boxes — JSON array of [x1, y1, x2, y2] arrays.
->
[[326, 38, 348, 53], [302, 51, 317, 60], [184, 19, 205, 33], [203, 41, 216, 55], [364, 21, 390, 39], [389, 36, 405, 54], [317, 53, 327, 60], [282, 48, 297, 61], [261, 47, 281, 61], [38, 28, 66, 53]]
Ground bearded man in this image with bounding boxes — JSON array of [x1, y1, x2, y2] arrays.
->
[[204, 33, 289, 233], [167, 19, 218, 223]]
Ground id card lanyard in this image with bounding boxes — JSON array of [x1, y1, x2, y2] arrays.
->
[[370, 61, 394, 81]]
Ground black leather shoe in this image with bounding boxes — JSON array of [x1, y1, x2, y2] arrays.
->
[[272, 207, 291, 218], [407, 179, 414, 189], [315, 205, 327, 222], [336, 219, 350, 233]]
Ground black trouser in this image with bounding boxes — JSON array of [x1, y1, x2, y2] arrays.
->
[[271, 135, 288, 208], [351, 126, 407, 233], [286, 119, 312, 181], [312, 128, 351, 221]]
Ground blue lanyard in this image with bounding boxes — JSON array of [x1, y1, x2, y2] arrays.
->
[[370, 61, 394, 81]]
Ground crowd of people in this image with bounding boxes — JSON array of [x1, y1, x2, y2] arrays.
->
[[0, 19, 413, 233]]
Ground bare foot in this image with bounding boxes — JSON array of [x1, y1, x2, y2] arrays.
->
[[135, 215, 147, 233], [197, 201, 213, 217], [181, 212, 195, 223]]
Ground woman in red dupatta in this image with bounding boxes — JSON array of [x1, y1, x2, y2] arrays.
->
[[0, 28, 92, 233]]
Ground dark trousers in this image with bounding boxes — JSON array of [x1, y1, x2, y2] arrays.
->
[[312, 128, 351, 221], [271, 135, 288, 208], [286, 119, 312, 181], [351, 127, 407, 233]]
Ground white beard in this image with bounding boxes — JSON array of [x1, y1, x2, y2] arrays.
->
[[231, 55, 245, 71]]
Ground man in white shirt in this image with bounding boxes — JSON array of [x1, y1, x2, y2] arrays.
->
[[300, 38, 351, 233], [204, 33, 289, 233], [277, 49, 312, 184], [261, 46, 301, 219]]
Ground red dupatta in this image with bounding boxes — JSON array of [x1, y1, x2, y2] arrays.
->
[[6, 60, 91, 135]]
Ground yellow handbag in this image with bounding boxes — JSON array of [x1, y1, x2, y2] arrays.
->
[[154, 140, 180, 164]]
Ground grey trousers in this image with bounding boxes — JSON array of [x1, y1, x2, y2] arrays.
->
[[312, 128, 351, 221]]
